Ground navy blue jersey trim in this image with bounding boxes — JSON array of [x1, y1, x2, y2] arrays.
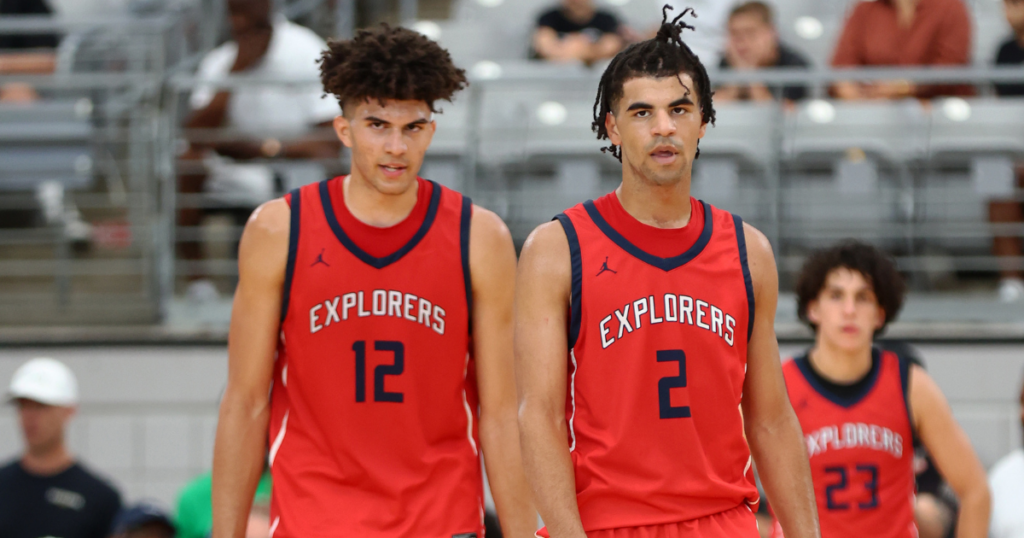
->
[[582, 199, 713, 272], [319, 178, 441, 269], [733, 214, 755, 342], [280, 188, 302, 322], [460, 195, 473, 335], [555, 213, 583, 350], [794, 348, 883, 408], [896, 352, 919, 446]]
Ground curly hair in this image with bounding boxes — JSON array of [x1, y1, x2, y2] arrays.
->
[[795, 241, 907, 336], [592, 4, 716, 162], [319, 24, 468, 114]]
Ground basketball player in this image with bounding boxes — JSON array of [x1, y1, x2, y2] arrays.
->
[[211, 25, 535, 537], [515, 8, 819, 538], [771, 241, 990, 538]]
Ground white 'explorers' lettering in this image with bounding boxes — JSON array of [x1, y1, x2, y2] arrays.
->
[[600, 315, 614, 348], [695, 300, 710, 330], [632, 298, 648, 330], [648, 295, 664, 324], [323, 296, 341, 327], [596, 293, 738, 348], [614, 304, 633, 339], [310, 304, 323, 333], [310, 289, 447, 335]]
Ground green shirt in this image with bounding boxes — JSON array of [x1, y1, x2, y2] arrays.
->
[[175, 471, 271, 538]]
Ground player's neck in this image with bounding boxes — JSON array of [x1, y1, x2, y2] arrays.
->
[[22, 442, 74, 476], [808, 339, 874, 384], [343, 173, 419, 228], [615, 175, 692, 229]]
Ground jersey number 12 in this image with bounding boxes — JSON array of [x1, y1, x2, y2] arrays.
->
[[352, 340, 404, 403]]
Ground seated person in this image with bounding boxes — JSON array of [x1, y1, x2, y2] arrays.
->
[[990, 0, 1024, 303], [180, 0, 340, 301], [831, 0, 972, 99], [532, 0, 623, 64], [0, 0, 58, 102], [715, 1, 810, 103]]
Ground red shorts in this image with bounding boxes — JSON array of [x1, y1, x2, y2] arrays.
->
[[536, 504, 760, 538]]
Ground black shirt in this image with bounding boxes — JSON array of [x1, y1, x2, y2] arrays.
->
[[0, 0, 59, 50], [994, 37, 1024, 97], [536, 8, 619, 41], [0, 460, 122, 538], [718, 42, 811, 101]]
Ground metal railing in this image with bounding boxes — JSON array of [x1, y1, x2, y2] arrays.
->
[[5, 44, 1024, 324]]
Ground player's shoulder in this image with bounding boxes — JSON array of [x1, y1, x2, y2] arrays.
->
[[518, 220, 571, 281], [246, 197, 291, 238], [469, 204, 512, 244]]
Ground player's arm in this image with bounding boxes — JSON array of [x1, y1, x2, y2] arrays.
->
[[515, 221, 586, 538], [739, 223, 820, 538], [212, 198, 289, 538], [470, 206, 538, 537], [910, 365, 991, 538]]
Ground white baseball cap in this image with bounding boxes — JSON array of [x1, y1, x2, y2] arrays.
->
[[8, 357, 79, 407]]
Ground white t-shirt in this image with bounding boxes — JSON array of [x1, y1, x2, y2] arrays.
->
[[190, 15, 340, 137], [990, 449, 1024, 538], [190, 16, 339, 203]]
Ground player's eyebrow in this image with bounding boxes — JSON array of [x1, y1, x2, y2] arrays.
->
[[625, 101, 653, 112], [364, 115, 391, 125], [669, 96, 696, 108], [404, 118, 430, 128]]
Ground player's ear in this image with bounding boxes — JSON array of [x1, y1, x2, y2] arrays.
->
[[806, 299, 821, 325], [605, 110, 622, 147], [874, 305, 886, 330], [333, 114, 353, 148], [699, 120, 708, 139]]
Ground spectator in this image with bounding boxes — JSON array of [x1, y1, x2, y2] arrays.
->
[[0, 0, 59, 102], [531, 0, 623, 64], [179, 0, 340, 301], [0, 357, 122, 538], [989, 370, 1024, 538], [715, 1, 811, 103], [111, 503, 176, 538], [996, 0, 1024, 96], [831, 0, 972, 99], [175, 467, 271, 538], [989, 0, 1024, 303]]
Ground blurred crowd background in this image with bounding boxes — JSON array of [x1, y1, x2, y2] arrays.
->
[[1, 0, 1024, 537]]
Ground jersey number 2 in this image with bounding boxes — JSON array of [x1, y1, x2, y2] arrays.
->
[[657, 350, 691, 419], [352, 340, 404, 403]]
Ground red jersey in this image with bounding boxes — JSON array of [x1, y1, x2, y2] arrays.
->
[[775, 350, 917, 538], [557, 197, 760, 532], [268, 178, 483, 537]]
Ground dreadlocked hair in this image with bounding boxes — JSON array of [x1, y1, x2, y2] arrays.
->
[[319, 24, 467, 114], [592, 5, 715, 161]]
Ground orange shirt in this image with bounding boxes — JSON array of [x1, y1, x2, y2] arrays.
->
[[832, 0, 972, 97]]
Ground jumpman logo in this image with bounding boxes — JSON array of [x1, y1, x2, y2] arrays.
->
[[311, 248, 330, 267], [596, 256, 617, 276]]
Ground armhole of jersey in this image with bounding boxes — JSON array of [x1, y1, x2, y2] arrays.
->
[[280, 187, 302, 323], [460, 195, 473, 335], [897, 352, 920, 447], [733, 214, 755, 342], [555, 213, 583, 350]]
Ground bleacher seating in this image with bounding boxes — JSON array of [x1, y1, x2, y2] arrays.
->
[[0, 100, 94, 192]]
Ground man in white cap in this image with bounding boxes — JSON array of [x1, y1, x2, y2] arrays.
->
[[0, 357, 121, 538]]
